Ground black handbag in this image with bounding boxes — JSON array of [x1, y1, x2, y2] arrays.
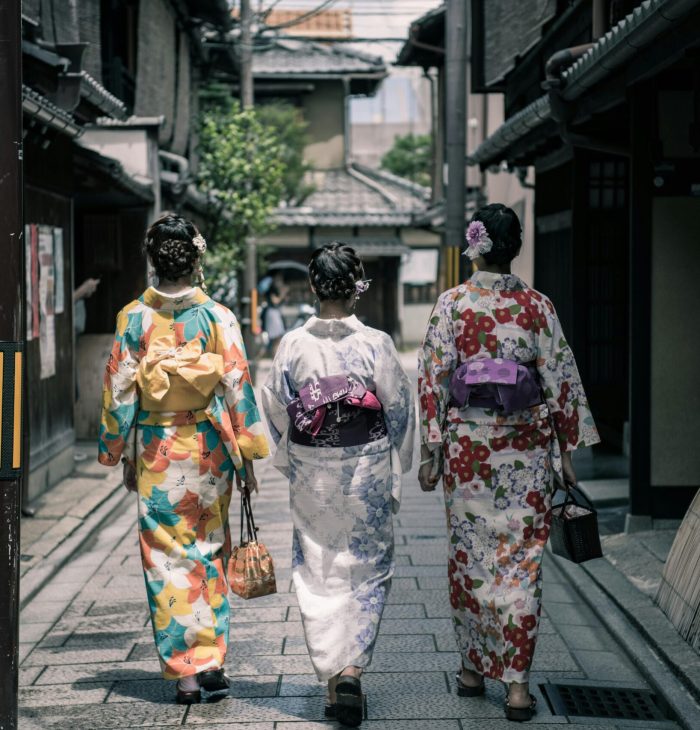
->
[[550, 482, 603, 563]]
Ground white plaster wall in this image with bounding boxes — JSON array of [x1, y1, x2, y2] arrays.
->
[[651, 197, 700, 486]]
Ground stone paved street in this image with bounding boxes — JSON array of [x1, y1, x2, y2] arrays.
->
[[16, 358, 682, 729]]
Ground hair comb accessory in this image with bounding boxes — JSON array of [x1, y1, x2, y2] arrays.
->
[[464, 221, 493, 261], [192, 234, 207, 254], [355, 279, 371, 296]]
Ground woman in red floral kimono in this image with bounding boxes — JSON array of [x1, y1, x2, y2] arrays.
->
[[418, 204, 599, 721]]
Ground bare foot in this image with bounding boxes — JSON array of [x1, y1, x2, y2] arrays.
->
[[459, 667, 484, 688], [339, 665, 363, 679], [507, 681, 532, 709], [327, 674, 339, 705]]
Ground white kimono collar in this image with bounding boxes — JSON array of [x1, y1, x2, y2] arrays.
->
[[303, 314, 364, 337]]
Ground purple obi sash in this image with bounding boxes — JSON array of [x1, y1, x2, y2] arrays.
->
[[449, 358, 542, 414], [287, 375, 386, 447]]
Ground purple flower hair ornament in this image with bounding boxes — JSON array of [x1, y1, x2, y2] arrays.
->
[[464, 220, 493, 261], [355, 279, 371, 296]]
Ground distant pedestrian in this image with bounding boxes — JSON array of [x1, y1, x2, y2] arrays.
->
[[261, 283, 287, 357], [261, 243, 415, 727], [418, 204, 599, 721], [97, 213, 270, 704]]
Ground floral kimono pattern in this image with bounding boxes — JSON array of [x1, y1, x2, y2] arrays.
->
[[418, 271, 599, 683], [98, 287, 269, 679], [261, 315, 415, 681]]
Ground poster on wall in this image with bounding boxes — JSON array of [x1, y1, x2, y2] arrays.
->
[[24, 225, 34, 340], [38, 225, 56, 379], [53, 227, 65, 315], [28, 224, 40, 340]]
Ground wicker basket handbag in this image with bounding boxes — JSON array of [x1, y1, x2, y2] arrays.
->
[[550, 482, 603, 564], [227, 491, 277, 599]]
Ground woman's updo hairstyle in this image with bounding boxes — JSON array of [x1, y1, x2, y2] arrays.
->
[[145, 213, 200, 281], [309, 242, 364, 301], [471, 203, 522, 265]]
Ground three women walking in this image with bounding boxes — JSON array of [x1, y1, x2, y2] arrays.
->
[[98, 207, 597, 725], [418, 204, 599, 721]]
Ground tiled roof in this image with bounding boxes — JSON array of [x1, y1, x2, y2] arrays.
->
[[274, 165, 429, 227], [22, 85, 82, 138], [468, 0, 697, 167], [263, 9, 352, 38], [253, 39, 386, 76]]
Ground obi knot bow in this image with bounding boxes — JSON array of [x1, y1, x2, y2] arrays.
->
[[137, 336, 224, 402]]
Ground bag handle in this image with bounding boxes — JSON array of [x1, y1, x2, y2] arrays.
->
[[557, 480, 597, 514], [239, 490, 260, 545]]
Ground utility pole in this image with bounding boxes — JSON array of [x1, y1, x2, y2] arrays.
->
[[445, 0, 468, 288], [0, 1, 25, 728], [239, 0, 258, 362]]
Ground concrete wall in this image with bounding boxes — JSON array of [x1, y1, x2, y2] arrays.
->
[[302, 81, 346, 169], [651, 197, 700, 487]]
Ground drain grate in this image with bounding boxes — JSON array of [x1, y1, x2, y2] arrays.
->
[[541, 684, 669, 721]]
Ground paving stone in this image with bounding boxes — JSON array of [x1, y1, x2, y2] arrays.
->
[[66, 630, 147, 649], [18, 667, 43, 687], [19, 622, 54, 644], [383, 604, 426, 619], [547, 603, 602, 629], [34, 659, 161, 685], [394, 564, 447, 577], [19, 682, 110, 707], [224, 655, 316, 676], [185, 695, 322, 723], [386, 587, 445, 605], [18, 700, 185, 729], [232, 606, 288, 622], [542, 582, 582, 604], [277, 723, 460, 730], [417, 575, 449, 589], [553, 624, 612, 652], [22, 646, 131, 667], [380, 617, 452, 635], [88, 600, 149, 618], [570, 649, 642, 682], [371, 651, 459, 672], [20, 601, 68, 625]]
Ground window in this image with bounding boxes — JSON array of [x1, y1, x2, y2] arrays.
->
[[403, 282, 438, 305], [101, 0, 139, 111]]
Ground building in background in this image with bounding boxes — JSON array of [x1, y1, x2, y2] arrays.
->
[[467, 0, 700, 524], [248, 35, 438, 342], [395, 3, 535, 288], [21, 0, 234, 501]]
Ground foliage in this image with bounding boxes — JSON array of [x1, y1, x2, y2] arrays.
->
[[256, 102, 314, 206], [198, 106, 286, 299], [380, 133, 432, 188]]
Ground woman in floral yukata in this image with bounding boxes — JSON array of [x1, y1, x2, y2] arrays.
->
[[98, 214, 269, 704], [418, 204, 599, 722], [261, 243, 414, 728]]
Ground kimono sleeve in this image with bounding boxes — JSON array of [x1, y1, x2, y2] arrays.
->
[[260, 335, 294, 447], [536, 297, 600, 452], [418, 292, 458, 449], [217, 308, 270, 461], [374, 333, 415, 473], [98, 306, 140, 466]]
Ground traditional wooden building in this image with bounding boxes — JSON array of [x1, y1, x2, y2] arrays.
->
[[468, 0, 700, 524], [250, 38, 437, 342], [21, 0, 233, 500]]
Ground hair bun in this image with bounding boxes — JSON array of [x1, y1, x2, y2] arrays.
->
[[309, 243, 364, 302], [144, 213, 200, 281]]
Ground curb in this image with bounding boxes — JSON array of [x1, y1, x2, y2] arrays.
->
[[19, 482, 131, 611], [549, 546, 700, 730]]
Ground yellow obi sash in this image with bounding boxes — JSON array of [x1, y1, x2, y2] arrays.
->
[[136, 336, 224, 413]]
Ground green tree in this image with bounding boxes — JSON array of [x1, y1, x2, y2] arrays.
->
[[198, 106, 286, 299], [380, 133, 432, 188], [256, 102, 314, 205]]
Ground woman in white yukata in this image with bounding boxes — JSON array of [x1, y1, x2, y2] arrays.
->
[[262, 243, 415, 727]]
